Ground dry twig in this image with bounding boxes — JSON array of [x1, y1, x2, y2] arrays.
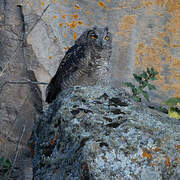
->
[[7, 126, 26, 180], [0, 79, 48, 94]]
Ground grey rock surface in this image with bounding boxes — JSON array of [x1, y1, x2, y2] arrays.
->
[[0, 2, 41, 179], [32, 85, 180, 180]]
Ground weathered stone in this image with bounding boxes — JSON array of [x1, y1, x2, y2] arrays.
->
[[32, 86, 180, 180], [0, 2, 42, 179]]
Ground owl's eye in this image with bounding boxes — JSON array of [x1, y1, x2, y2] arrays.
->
[[91, 33, 98, 39], [105, 35, 109, 40]]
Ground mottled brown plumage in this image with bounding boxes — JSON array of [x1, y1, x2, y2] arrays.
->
[[46, 27, 112, 103]]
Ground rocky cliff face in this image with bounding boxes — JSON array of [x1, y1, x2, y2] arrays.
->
[[32, 85, 180, 180], [0, 1, 41, 179], [23, 0, 180, 101], [0, 1, 179, 179]]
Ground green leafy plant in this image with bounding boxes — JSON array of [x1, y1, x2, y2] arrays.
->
[[164, 97, 180, 119], [124, 67, 158, 102], [0, 156, 12, 176]]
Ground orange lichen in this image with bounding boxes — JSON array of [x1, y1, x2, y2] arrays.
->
[[173, 44, 180, 48], [144, 1, 153, 8], [101, 156, 108, 162], [74, 4, 80, 10], [73, 32, 78, 40], [154, 147, 161, 152], [26, 0, 32, 6], [73, 14, 79, 19], [134, 0, 180, 97], [70, 21, 76, 28], [62, 15, 66, 19], [48, 56, 52, 59], [54, 37, 59, 41], [154, 0, 167, 8], [77, 20, 83, 25], [30, 145, 34, 158], [86, 10, 91, 16], [98, 1, 105, 7], [50, 138, 55, 145], [149, 147, 153, 152], [53, 16, 57, 18], [139, 0, 163, 9], [122, 15, 137, 30], [55, 133, 59, 139], [53, 169, 56, 174], [59, 7, 63, 13], [136, 43, 147, 55], [65, 46, 70, 51], [160, 0, 180, 13], [52, 0, 56, 3], [41, 1, 45, 6], [166, 157, 171, 166], [175, 145, 180, 154], [63, 33, 67, 38], [117, 15, 136, 37], [142, 150, 152, 160], [59, 23, 63, 28], [175, 157, 180, 163], [139, 0, 180, 15], [135, 25, 180, 96], [107, 0, 111, 3], [150, 163, 158, 167]]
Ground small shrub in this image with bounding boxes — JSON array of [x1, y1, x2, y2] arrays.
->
[[164, 97, 180, 119], [124, 67, 158, 102], [0, 156, 12, 177]]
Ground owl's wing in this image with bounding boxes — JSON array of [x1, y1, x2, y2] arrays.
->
[[45, 44, 86, 103]]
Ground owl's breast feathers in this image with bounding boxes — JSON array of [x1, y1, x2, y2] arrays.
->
[[45, 44, 87, 103]]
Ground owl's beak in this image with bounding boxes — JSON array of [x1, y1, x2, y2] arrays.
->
[[105, 26, 109, 32]]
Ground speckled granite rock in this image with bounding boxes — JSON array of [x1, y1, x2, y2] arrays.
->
[[32, 86, 180, 180]]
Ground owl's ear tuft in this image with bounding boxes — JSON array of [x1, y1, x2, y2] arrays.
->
[[75, 29, 90, 45], [88, 30, 98, 39], [92, 26, 97, 30], [105, 26, 109, 32]]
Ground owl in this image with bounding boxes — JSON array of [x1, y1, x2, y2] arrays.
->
[[46, 27, 112, 103]]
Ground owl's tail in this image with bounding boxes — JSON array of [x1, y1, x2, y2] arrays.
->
[[45, 84, 54, 104], [45, 78, 61, 104]]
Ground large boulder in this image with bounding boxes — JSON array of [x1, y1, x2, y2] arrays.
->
[[32, 85, 180, 180]]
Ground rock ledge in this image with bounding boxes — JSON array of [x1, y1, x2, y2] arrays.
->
[[32, 86, 180, 180]]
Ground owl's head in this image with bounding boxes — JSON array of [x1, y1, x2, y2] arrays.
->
[[87, 27, 112, 49], [75, 27, 112, 50]]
